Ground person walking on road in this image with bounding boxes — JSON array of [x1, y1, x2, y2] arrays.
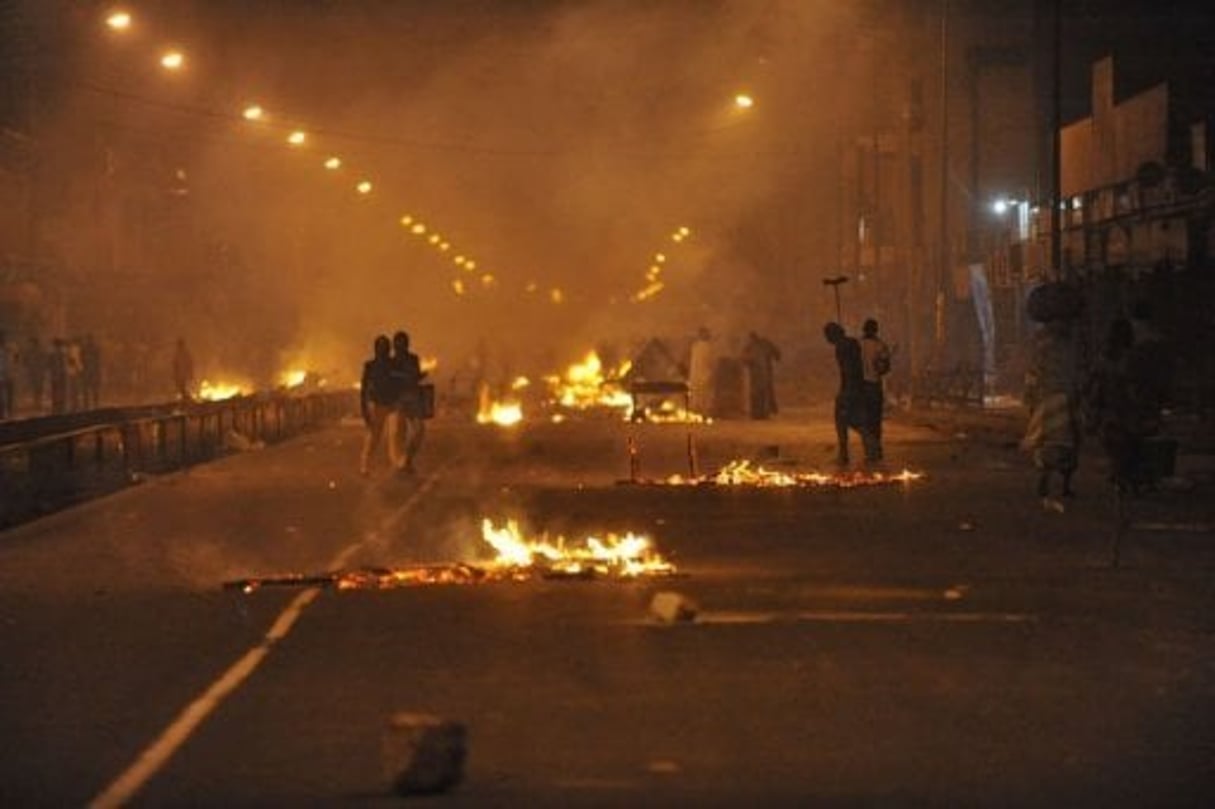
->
[[824, 321, 878, 465], [859, 318, 893, 460], [391, 330, 429, 475], [360, 334, 403, 476]]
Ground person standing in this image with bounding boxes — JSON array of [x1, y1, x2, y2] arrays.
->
[[742, 331, 782, 420], [172, 338, 195, 402], [0, 331, 14, 420], [859, 318, 893, 459], [1021, 318, 1081, 505], [48, 338, 68, 415], [65, 337, 84, 412], [824, 322, 877, 465], [81, 334, 102, 409], [391, 330, 428, 475], [23, 335, 46, 413], [687, 326, 716, 417], [360, 334, 403, 476]]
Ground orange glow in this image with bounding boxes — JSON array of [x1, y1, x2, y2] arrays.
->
[[544, 350, 632, 412], [356, 180, 372, 194], [287, 130, 306, 146], [198, 379, 250, 401], [160, 50, 185, 70], [480, 519, 675, 578], [242, 104, 264, 121], [325, 156, 342, 170]]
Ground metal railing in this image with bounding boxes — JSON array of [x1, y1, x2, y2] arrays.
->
[[0, 390, 356, 530]]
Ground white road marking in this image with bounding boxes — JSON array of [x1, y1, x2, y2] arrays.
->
[[90, 469, 445, 808], [637, 610, 1035, 626]]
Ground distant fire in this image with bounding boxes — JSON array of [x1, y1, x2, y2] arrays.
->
[[279, 369, 308, 388], [652, 459, 923, 488], [476, 382, 523, 426], [225, 517, 676, 593], [545, 350, 633, 412], [197, 379, 251, 401]]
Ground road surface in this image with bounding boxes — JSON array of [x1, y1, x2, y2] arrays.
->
[[1, 405, 1212, 806]]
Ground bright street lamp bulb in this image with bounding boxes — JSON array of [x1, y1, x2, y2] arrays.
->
[[242, 105, 264, 121], [734, 93, 754, 109], [399, 215, 413, 226], [324, 156, 341, 170], [991, 199, 1010, 215], [410, 223, 426, 235], [160, 51, 185, 70], [106, 11, 132, 30], [287, 130, 306, 146], [357, 180, 372, 194]]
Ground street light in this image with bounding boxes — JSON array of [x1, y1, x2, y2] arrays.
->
[[160, 50, 185, 71], [287, 130, 306, 146], [105, 10, 132, 31], [734, 93, 755, 110], [242, 104, 264, 121], [356, 180, 372, 194], [324, 156, 342, 170]]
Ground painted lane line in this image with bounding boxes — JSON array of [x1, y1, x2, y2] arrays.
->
[[90, 466, 446, 808]]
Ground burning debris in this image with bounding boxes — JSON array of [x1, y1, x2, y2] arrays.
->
[[224, 518, 677, 593], [544, 350, 634, 414], [637, 459, 924, 489]]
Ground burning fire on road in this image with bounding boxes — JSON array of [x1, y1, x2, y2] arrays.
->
[[641, 459, 924, 489], [225, 518, 677, 593]]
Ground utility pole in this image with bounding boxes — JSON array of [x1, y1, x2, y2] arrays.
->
[[937, 0, 950, 350], [1051, 0, 1065, 281]]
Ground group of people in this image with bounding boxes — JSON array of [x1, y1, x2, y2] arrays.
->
[[824, 318, 894, 465], [359, 330, 430, 476], [0, 331, 103, 420], [1022, 301, 1171, 505]]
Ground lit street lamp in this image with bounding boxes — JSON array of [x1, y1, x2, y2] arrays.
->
[[160, 50, 185, 71], [105, 10, 132, 31]]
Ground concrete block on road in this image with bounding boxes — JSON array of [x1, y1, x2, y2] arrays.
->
[[382, 712, 467, 796], [650, 591, 698, 624]]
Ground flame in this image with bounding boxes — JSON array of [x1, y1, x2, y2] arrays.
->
[[659, 460, 924, 488], [420, 356, 439, 373], [227, 518, 676, 593], [545, 351, 633, 411], [479, 518, 675, 578], [476, 382, 523, 426], [279, 369, 307, 388], [197, 379, 250, 401]]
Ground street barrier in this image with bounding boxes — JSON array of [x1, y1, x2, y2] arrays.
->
[[0, 391, 357, 531]]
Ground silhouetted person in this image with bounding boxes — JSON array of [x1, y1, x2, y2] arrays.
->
[[172, 338, 195, 402], [81, 334, 102, 409], [391, 330, 428, 475], [824, 322, 877, 465], [0, 331, 13, 419], [742, 331, 781, 419], [859, 318, 892, 459], [688, 326, 715, 416], [49, 339, 68, 415], [1085, 317, 1167, 492], [23, 335, 46, 413], [65, 337, 84, 412], [360, 334, 403, 476]]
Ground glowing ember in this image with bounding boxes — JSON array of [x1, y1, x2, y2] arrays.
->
[[197, 379, 250, 401], [658, 459, 923, 488], [545, 350, 633, 412], [633, 399, 709, 424]]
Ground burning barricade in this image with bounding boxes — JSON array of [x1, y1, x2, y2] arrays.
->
[[225, 517, 677, 593]]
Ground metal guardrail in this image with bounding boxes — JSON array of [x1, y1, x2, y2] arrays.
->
[[0, 390, 357, 531]]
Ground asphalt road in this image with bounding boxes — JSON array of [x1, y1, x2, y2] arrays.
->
[[1, 405, 1212, 806]]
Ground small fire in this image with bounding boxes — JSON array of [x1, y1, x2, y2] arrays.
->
[[279, 369, 308, 388], [632, 399, 709, 424], [480, 518, 675, 578], [476, 382, 523, 426], [545, 350, 633, 412], [225, 517, 676, 593], [421, 356, 439, 374], [659, 459, 923, 488], [197, 379, 250, 401]]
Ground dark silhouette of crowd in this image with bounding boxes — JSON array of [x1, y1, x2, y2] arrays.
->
[[0, 332, 105, 420]]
